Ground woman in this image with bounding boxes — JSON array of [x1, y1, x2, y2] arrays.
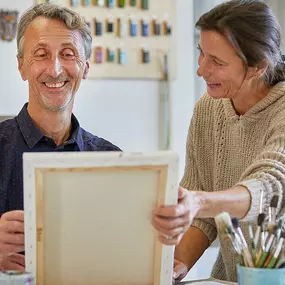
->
[[153, 0, 285, 282]]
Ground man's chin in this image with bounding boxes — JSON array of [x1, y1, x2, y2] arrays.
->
[[40, 100, 72, 112]]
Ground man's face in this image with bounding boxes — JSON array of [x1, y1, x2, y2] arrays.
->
[[18, 16, 89, 112]]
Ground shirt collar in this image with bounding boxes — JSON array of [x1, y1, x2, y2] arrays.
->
[[16, 103, 44, 149], [16, 103, 85, 150], [68, 114, 85, 151]]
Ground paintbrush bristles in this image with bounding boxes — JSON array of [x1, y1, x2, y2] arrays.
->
[[215, 212, 234, 235], [270, 195, 279, 208], [215, 213, 244, 261], [258, 213, 265, 226]]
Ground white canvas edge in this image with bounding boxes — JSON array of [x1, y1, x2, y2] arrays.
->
[[23, 151, 179, 285]]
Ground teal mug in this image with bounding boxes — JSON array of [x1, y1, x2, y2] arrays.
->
[[237, 265, 285, 285]]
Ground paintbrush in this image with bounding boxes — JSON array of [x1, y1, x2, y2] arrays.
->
[[232, 217, 254, 267], [263, 196, 279, 247], [253, 213, 266, 251], [256, 224, 278, 267], [275, 248, 285, 268], [248, 223, 256, 260], [269, 195, 279, 225], [265, 231, 285, 268], [215, 212, 244, 265]]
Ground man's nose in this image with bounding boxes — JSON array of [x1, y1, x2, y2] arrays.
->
[[46, 56, 63, 78]]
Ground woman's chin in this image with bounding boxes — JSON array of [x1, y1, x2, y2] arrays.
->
[[207, 87, 225, 99]]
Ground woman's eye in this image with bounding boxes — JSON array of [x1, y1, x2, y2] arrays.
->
[[213, 59, 223, 66], [197, 46, 204, 56]]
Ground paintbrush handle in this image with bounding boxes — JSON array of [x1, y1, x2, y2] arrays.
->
[[254, 227, 261, 248], [266, 256, 277, 268], [257, 251, 268, 268], [242, 248, 254, 267], [264, 253, 274, 268]]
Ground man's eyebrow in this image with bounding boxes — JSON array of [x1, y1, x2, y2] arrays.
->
[[33, 43, 48, 49], [198, 44, 228, 64], [33, 42, 76, 49], [61, 42, 76, 48]]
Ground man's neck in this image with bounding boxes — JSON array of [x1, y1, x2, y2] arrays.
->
[[27, 102, 73, 146]]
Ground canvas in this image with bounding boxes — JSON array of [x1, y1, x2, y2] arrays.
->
[[23, 151, 179, 285]]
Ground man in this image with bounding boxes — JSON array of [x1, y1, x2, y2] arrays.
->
[[0, 3, 120, 271], [0, 2, 191, 275]]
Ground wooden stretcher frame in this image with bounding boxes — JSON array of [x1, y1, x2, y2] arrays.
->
[[23, 151, 179, 285]]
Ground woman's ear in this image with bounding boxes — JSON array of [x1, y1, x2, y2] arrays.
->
[[255, 60, 268, 78], [246, 60, 268, 80]]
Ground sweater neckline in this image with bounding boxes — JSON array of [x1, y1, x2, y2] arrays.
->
[[222, 81, 285, 121]]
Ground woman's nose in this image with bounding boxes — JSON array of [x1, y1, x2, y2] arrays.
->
[[197, 57, 212, 78]]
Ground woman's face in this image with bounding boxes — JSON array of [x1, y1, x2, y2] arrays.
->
[[197, 29, 257, 100]]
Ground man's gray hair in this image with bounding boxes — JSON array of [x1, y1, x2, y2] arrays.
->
[[17, 3, 92, 59]]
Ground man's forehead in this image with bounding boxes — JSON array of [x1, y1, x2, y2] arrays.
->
[[24, 17, 83, 48], [25, 17, 81, 39]]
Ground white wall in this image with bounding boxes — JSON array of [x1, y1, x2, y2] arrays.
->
[[267, 0, 285, 52], [0, 0, 195, 177]]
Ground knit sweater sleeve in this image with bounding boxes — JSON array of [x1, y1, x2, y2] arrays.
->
[[237, 121, 285, 222], [180, 107, 217, 245]]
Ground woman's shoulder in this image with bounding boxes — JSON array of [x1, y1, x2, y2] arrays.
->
[[193, 92, 223, 116]]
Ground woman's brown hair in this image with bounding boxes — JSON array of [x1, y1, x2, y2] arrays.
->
[[196, 0, 285, 86]]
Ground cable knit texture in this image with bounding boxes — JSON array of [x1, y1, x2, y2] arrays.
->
[[180, 82, 285, 282]]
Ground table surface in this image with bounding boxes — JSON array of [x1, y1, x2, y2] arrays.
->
[[177, 278, 237, 285]]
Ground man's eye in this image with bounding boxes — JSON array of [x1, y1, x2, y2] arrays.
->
[[35, 49, 47, 57], [62, 48, 75, 58], [63, 53, 74, 57]]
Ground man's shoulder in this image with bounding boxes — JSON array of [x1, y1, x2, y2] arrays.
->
[[80, 128, 121, 151], [0, 118, 18, 141]]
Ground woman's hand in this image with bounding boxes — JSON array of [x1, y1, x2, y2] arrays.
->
[[172, 259, 188, 284], [152, 187, 201, 245]]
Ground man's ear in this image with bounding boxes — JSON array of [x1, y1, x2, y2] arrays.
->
[[82, 61, 89, 80], [17, 56, 27, 81]]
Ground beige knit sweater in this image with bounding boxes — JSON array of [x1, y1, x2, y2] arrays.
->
[[180, 82, 285, 282]]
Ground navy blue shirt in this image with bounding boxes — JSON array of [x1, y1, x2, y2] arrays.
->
[[0, 104, 121, 214]]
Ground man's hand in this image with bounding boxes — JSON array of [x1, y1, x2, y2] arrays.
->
[[172, 259, 188, 284], [0, 210, 24, 254], [152, 187, 201, 245], [0, 253, 25, 271]]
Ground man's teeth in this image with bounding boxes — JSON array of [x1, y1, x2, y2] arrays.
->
[[45, 82, 65, 88]]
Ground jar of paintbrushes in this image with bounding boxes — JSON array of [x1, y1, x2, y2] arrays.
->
[[215, 195, 285, 285]]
